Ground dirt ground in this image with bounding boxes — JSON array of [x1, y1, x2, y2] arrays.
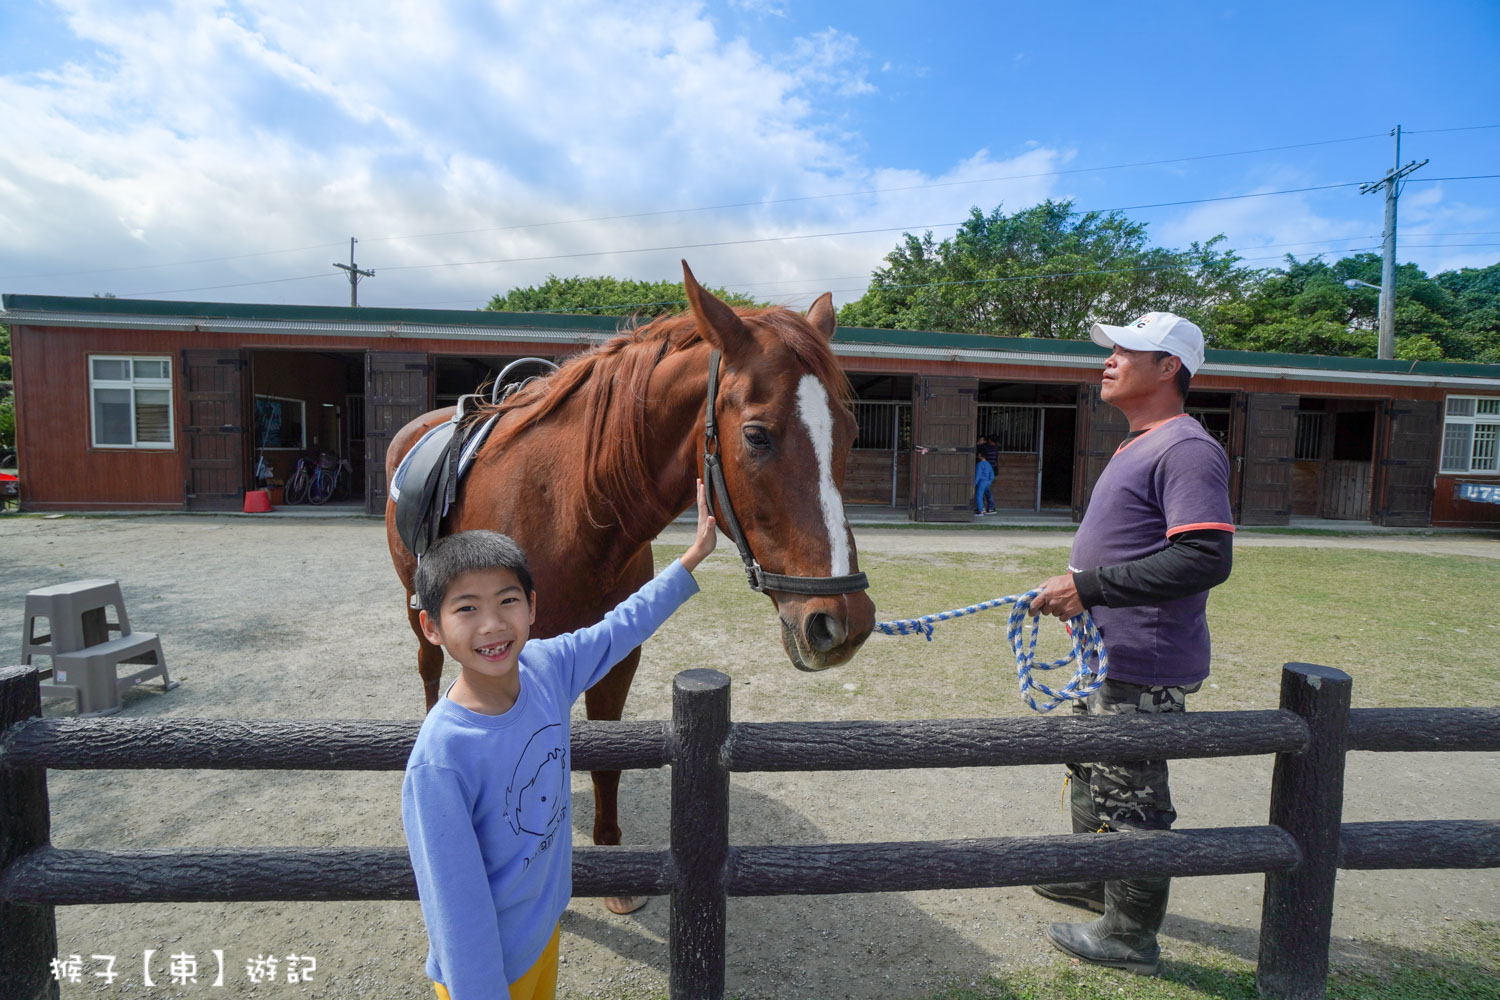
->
[[2, 513, 1496, 999]]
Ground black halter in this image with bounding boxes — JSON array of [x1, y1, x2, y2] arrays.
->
[[701, 349, 871, 597]]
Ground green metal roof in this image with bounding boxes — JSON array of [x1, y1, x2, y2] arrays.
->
[[830, 323, 1500, 379], [0, 293, 625, 333], [5, 292, 1500, 380]]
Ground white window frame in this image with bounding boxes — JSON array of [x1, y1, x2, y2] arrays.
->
[[88, 355, 175, 450], [253, 394, 308, 451], [1440, 395, 1500, 474]]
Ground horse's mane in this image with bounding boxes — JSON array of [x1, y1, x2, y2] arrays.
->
[[471, 306, 851, 533]]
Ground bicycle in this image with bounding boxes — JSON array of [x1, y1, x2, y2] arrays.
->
[[308, 454, 353, 505], [283, 457, 315, 505]]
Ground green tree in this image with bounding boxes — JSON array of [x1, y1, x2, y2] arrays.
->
[[484, 275, 763, 318], [836, 200, 1253, 340], [1209, 253, 1497, 361], [1436, 262, 1500, 363], [0, 323, 10, 383]]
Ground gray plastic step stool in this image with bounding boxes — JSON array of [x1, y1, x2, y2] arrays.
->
[[22, 578, 128, 664], [50, 633, 176, 716], [22, 579, 178, 715]]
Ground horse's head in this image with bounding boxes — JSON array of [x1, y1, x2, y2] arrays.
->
[[683, 263, 875, 671]]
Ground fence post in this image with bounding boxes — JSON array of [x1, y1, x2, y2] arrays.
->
[[669, 669, 730, 1000], [1257, 662, 1351, 1000], [1, 666, 60, 1000]]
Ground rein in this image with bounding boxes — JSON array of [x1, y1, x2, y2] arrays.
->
[[875, 592, 1108, 713], [701, 349, 871, 597]]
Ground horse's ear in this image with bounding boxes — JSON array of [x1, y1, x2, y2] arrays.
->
[[804, 292, 837, 342], [682, 260, 751, 360]]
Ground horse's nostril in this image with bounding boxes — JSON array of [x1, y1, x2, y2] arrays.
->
[[806, 612, 847, 653]]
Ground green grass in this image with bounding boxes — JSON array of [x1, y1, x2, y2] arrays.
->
[[915, 920, 1500, 1000], [647, 543, 1500, 720], [627, 542, 1500, 1000]]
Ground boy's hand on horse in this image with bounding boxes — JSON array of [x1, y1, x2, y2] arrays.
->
[[681, 478, 718, 573], [1031, 573, 1084, 621]]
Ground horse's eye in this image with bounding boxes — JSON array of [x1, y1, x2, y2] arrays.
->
[[743, 426, 772, 452]]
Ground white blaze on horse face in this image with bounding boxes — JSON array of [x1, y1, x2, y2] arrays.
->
[[795, 374, 851, 577]]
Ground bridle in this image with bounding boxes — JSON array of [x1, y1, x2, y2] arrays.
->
[[700, 349, 871, 597]]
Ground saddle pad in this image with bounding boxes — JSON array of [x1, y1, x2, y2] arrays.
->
[[390, 414, 497, 505]]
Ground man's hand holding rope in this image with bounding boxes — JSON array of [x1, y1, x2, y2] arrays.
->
[[1030, 573, 1084, 621]]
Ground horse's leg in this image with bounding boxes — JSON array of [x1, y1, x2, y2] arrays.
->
[[408, 602, 446, 712], [584, 646, 645, 915]]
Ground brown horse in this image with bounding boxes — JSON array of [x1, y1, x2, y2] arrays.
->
[[385, 263, 875, 912]]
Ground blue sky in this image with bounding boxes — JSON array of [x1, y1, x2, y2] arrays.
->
[[1, 0, 1496, 312]]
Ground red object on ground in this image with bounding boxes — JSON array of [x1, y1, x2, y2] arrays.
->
[[242, 489, 272, 513]]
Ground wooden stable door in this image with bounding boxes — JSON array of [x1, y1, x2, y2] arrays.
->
[[1373, 399, 1440, 526], [909, 375, 977, 522], [364, 353, 432, 515], [1235, 392, 1297, 526], [1071, 384, 1128, 522], [182, 349, 248, 511]]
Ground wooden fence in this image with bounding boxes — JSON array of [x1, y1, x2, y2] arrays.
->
[[2, 661, 1498, 1000]]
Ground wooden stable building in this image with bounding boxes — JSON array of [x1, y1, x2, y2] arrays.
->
[[5, 293, 1500, 529]]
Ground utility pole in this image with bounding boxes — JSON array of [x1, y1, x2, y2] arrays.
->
[[332, 237, 375, 307], [1359, 126, 1427, 360]]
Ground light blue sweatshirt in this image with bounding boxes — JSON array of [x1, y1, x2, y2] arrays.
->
[[401, 559, 699, 998]]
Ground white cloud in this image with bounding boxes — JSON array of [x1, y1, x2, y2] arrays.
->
[[1152, 173, 1377, 270], [0, 0, 1069, 308], [727, 0, 787, 16]]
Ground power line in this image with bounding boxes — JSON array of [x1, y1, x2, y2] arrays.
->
[[124, 272, 335, 297], [359, 133, 1392, 246], [108, 177, 1500, 298], [497, 247, 1391, 314], [0, 132, 1398, 282], [368, 183, 1375, 277], [8, 126, 1495, 285], [1406, 124, 1500, 135], [375, 232, 1500, 314]]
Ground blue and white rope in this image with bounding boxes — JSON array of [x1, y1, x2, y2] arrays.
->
[[874, 590, 1108, 713]]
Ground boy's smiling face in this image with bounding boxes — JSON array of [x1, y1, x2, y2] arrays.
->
[[419, 567, 537, 692]]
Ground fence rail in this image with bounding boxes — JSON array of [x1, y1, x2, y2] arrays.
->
[[3, 663, 1498, 1000]]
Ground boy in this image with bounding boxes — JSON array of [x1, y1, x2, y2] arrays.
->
[[402, 481, 717, 1000], [974, 450, 996, 516]]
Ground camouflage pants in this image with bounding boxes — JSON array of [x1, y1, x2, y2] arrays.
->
[[1066, 677, 1202, 833]]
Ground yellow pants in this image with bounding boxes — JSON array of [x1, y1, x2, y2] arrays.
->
[[432, 924, 560, 1000]]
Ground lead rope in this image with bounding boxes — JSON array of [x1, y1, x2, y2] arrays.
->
[[873, 590, 1108, 713]]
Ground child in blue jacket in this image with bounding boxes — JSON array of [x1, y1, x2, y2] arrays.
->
[[974, 453, 996, 515], [402, 483, 717, 1000]]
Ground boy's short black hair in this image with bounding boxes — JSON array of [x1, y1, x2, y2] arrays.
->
[[1152, 350, 1193, 399], [415, 530, 534, 619]]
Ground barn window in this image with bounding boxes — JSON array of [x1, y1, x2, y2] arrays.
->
[[1440, 396, 1500, 473], [89, 356, 173, 449], [253, 395, 307, 450]]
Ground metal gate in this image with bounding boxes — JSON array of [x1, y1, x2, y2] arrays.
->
[[909, 375, 976, 522], [181, 350, 247, 511], [364, 353, 431, 515]]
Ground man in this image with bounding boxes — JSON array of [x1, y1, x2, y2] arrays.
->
[[1028, 312, 1234, 976]]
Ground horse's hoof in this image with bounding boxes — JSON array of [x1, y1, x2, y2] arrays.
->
[[604, 895, 648, 915]]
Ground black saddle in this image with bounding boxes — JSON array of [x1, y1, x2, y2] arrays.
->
[[393, 358, 558, 599], [393, 416, 468, 565]]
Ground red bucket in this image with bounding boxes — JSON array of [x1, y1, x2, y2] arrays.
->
[[243, 489, 273, 513]]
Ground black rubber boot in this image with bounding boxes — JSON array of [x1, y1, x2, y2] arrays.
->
[[1045, 876, 1170, 976], [1033, 771, 1106, 912]]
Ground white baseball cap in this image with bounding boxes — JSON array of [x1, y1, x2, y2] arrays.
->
[[1090, 312, 1205, 375]]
